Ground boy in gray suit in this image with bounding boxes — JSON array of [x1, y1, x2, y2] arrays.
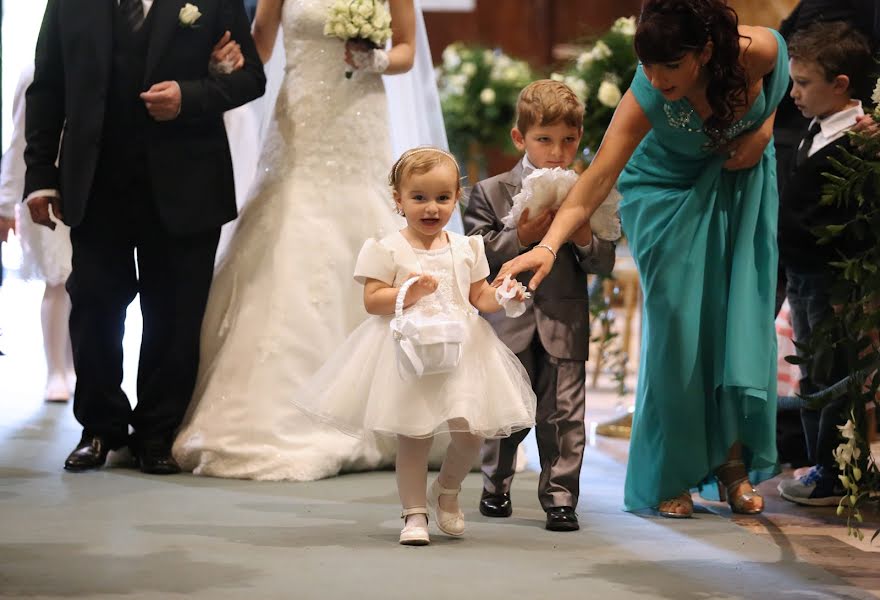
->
[[464, 80, 615, 531]]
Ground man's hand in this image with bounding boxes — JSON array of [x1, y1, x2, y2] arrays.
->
[[516, 207, 554, 246], [210, 31, 244, 75], [140, 81, 183, 121], [27, 196, 63, 230], [0, 217, 15, 242]]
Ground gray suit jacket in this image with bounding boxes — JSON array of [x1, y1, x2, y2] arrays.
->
[[463, 162, 615, 361]]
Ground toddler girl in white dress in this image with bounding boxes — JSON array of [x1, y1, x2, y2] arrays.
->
[[293, 147, 537, 545]]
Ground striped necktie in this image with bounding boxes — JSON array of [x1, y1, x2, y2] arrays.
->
[[119, 0, 146, 32]]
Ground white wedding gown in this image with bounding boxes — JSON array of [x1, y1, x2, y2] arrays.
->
[[173, 0, 407, 480]]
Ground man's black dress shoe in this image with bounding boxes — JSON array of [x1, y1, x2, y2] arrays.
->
[[134, 439, 181, 475], [64, 433, 116, 471], [545, 506, 579, 531], [479, 490, 512, 517]]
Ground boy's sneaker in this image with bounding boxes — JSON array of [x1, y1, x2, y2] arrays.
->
[[777, 465, 846, 506]]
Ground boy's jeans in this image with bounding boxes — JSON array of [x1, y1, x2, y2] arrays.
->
[[785, 267, 850, 477]]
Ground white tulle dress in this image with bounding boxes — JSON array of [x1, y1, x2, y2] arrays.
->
[[292, 231, 537, 438], [0, 62, 72, 286]]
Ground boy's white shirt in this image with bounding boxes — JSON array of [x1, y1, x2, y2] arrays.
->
[[807, 100, 864, 157]]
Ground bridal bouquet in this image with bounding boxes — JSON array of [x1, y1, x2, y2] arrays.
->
[[502, 167, 622, 241], [324, 0, 392, 78]]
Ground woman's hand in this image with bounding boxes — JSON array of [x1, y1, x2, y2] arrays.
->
[[493, 246, 555, 291], [723, 126, 771, 171], [209, 31, 244, 75]]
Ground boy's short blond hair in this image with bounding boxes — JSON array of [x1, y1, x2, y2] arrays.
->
[[515, 79, 585, 135]]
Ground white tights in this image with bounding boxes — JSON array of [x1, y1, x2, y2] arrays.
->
[[396, 426, 483, 528], [41, 283, 73, 384]]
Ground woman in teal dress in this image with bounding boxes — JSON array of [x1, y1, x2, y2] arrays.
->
[[496, 0, 789, 518]]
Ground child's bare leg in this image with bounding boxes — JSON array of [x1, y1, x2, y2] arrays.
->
[[437, 429, 483, 514], [397, 435, 433, 529]]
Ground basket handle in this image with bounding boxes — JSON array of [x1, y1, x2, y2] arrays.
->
[[395, 276, 422, 320]]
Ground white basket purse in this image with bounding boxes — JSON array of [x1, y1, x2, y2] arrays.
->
[[390, 276, 466, 381]]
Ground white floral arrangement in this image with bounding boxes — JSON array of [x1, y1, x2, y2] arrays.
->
[[178, 3, 202, 27], [502, 167, 622, 241], [324, 0, 392, 53], [550, 16, 638, 155], [436, 43, 534, 157]]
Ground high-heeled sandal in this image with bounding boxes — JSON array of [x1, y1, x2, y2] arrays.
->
[[427, 479, 465, 536], [715, 460, 764, 515], [399, 507, 430, 546], [657, 492, 694, 518]]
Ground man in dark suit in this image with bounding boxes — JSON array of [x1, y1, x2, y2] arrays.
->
[[24, 0, 265, 474]]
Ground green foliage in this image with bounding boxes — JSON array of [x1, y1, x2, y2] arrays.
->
[[795, 120, 880, 541], [551, 17, 639, 156], [436, 44, 535, 158]]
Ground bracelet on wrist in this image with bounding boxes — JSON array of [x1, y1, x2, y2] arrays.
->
[[535, 244, 557, 261]]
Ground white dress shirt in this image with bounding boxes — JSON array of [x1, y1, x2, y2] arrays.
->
[[806, 100, 864, 157]]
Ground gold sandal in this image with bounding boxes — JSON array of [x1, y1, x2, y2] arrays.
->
[[657, 492, 694, 518], [716, 460, 764, 515]]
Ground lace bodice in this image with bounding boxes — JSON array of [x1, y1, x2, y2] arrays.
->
[[411, 246, 469, 317], [254, 0, 392, 190]]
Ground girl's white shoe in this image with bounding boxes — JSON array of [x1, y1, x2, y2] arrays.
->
[[399, 507, 430, 546], [427, 479, 465, 536]]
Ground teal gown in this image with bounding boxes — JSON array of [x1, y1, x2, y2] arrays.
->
[[617, 30, 789, 511]]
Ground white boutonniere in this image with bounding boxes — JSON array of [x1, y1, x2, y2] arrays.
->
[[179, 3, 202, 27]]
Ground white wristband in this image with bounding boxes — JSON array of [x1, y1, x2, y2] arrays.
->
[[350, 48, 390, 73]]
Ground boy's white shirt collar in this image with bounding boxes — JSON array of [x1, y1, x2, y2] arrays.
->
[[521, 154, 538, 177], [808, 100, 864, 157]]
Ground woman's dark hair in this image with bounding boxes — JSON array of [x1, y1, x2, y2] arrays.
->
[[635, 0, 749, 147]]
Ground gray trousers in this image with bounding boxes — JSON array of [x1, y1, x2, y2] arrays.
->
[[481, 334, 586, 510]]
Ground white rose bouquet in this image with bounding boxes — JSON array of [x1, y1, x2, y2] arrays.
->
[[324, 0, 393, 79], [503, 167, 622, 241]]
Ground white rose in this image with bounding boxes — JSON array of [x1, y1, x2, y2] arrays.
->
[[576, 51, 593, 71], [345, 23, 359, 38], [550, 72, 565, 82], [597, 80, 622, 107], [178, 3, 202, 26], [872, 78, 880, 107], [461, 62, 477, 77], [612, 16, 637, 37], [334, 23, 347, 38], [357, 2, 374, 17], [442, 46, 461, 70], [352, 14, 366, 27], [480, 88, 496, 105], [361, 23, 375, 37], [592, 41, 612, 61]]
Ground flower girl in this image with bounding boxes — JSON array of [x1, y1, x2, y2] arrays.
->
[[293, 147, 537, 545]]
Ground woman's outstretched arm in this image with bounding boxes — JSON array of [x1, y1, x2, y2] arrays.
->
[[495, 90, 652, 290]]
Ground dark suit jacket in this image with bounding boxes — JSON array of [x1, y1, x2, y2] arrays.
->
[[24, 0, 266, 235], [463, 162, 616, 361]]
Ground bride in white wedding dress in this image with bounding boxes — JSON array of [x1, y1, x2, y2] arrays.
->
[[174, 0, 431, 480]]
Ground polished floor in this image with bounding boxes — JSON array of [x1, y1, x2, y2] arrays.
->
[[1, 275, 878, 600]]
